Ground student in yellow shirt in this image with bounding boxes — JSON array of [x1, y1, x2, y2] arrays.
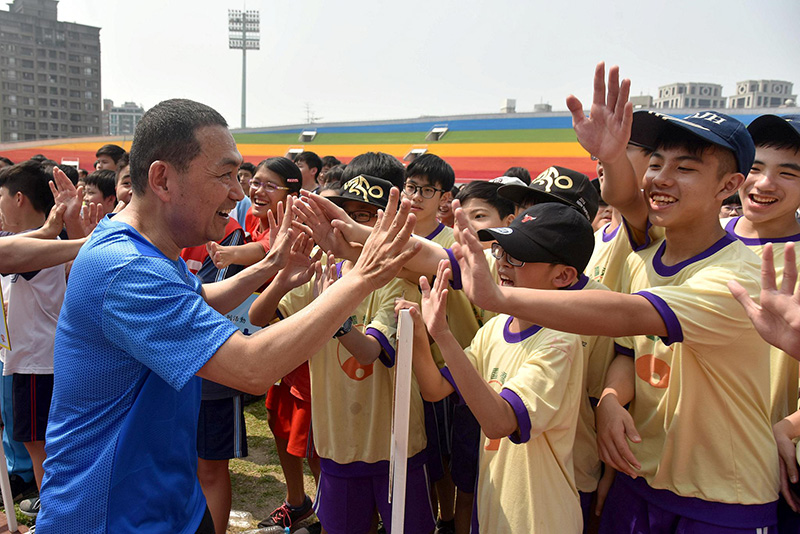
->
[[398, 202, 595, 533]]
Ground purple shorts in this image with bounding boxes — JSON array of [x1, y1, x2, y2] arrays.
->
[[580, 491, 594, 532], [600, 473, 778, 534], [314, 456, 435, 534]]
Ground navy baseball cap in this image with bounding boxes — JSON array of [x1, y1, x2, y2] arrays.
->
[[477, 203, 595, 272], [630, 110, 755, 175], [497, 166, 600, 222], [328, 174, 394, 210], [747, 114, 800, 146]]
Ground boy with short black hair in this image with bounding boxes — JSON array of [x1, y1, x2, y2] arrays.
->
[[722, 114, 800, 530], [454, 180, 515, 239], [0, 160, 63, 517], [295, 151, 323, 191], [95, 144, 126, 171], [404, 153, 456, 239], [83, 169, 117, 214]]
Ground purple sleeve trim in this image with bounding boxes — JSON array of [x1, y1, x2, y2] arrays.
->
[[635, 291, 684, 345], [440, 367, 465, 405], [366, 327, 395, 368], [445, 248, 462, 290], [623, 217, 650, 252], [500, 388, 531, 444], [614, 343, 635, 357]]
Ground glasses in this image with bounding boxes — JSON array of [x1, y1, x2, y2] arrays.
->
[[491, 243, 525, 268], [346, 210, 378, 223], [250, 180, 290, 192], [402, 182, 445, 199], [720, 205, 742, 216]]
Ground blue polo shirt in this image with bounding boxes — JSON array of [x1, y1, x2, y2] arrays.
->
[[37, 217, 239, 533]]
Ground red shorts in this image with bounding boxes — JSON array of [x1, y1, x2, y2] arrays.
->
[[266, 382, 315, 459]]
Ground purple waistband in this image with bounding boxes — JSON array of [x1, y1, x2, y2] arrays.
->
[[617, 473, 777, 528], [319, 450, 428, 478]]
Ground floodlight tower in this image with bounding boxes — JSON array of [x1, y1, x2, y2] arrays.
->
[[228, 8, 260, 128]]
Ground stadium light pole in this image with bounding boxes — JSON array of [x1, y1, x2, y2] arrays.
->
[[228, 8, 260, 129]]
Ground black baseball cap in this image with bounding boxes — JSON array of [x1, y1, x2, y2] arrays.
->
[[747, 114, 800, 147], [328, 174, 394, 210], [477, 203, 595, 272], [497, 166, 600, 222], [630, 110, 755, 175]]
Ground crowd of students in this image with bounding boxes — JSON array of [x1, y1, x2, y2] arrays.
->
[[1, 62, 800, 534]]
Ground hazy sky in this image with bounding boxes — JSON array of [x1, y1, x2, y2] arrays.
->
[[47, 0, 800, 129]]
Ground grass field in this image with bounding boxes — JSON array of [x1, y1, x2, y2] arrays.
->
[[227, 396, 318, 533]]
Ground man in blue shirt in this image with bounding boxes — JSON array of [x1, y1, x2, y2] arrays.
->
[[37, 99, 419, 534]]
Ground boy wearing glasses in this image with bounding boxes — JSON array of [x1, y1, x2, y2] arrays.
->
[[396, 202, 595, 533], [403, 153, 471, 532]]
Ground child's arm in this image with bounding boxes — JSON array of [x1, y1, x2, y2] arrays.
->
[[595, 354, 641, 478], [302, 189, 454, 280], [203, 197, 305, 314], [451, 210, 666, 338], [774, 409, 800, 512], [248, 234, 319, 326], [566, 62, 649, 233], [207, 241, 266, 268], [0, 233, 86, 273], [395, 298, 454, 401], [337, 328, 382, 365], [418, 262, 519, 439], [730, 242, 800, 361]]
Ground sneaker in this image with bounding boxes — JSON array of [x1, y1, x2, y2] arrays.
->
[[435, 518, 455, 534], [20, 496, 40, 517], [0, 475, 37, 505], [257, 495, 313, 529]]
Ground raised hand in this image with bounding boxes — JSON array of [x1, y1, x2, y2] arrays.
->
[[729, 242, 800, 360], [274, 233, 321, 291], [566, 62, 633, 164], [40, 203, 66, 239], [266, 197, 311, 271], [81, 202, 105, 235], [349, 188, 420, 291], [49, 166, 89, 237], [313, 251, 338, 299], [293, 194, 361, 261], [303, 191, 371, 245], [418, 260, 451, 339]]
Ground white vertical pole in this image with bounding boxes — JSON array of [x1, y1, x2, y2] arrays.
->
[[389, 309, 413, 534], [0, 442, 18, 532]]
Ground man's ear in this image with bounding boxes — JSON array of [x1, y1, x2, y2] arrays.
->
[[552, 265, 579, 289], [148, 161, 171, 202], [501, 213, 515, 226]]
